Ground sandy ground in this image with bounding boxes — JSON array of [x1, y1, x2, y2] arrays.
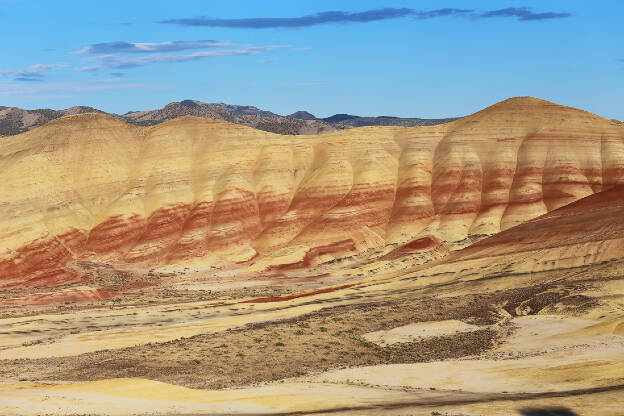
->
[[3, 378, 623, 416], [1, 256, 623, 415], [305, 315, 624, 393], [2, 193, 624, 415]]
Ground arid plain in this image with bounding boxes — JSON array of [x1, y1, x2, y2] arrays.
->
[[1, 97, 623, 415]]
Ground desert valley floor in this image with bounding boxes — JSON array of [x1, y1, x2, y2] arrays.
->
[[0, 97, 623, 415]]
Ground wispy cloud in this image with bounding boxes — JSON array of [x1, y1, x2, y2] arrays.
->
[[0, 63, 66, 82], [159, 6, 570, 29], [478, 7, 571, 21], [73, 40, 234, 55], [14, 77, 44, 82], [415, 8, 473, 19], [159, 8, 462, 28], [78, 45, 286, 71]]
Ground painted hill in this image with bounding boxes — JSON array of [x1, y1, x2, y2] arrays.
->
[[0, 97, 622, 291], [412, 183, 624, 294], [1, 97, 624, 416]]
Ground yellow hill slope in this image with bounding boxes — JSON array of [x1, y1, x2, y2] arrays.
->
[[0, 97, 623, 288]]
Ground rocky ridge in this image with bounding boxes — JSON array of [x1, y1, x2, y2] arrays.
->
[[0, 100, 459, 137]]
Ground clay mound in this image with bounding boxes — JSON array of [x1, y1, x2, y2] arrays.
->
[[0, 97, 622, 289], [450, 184, 624, 262], [418, 185, 624, 287], [0, 286, 114, 307], [380, 236, 449, 261]]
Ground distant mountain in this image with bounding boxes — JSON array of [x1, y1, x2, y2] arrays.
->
[[0, 101, 459, 137], [289, 111, 317, 120], [0, 105, 105, 136], [322, 114, 360, 123], [179, 99, 200, 107], [210, 102, 278, 117], [333, 116, 460, 128], [121, 101, 337, 135], [320, 113, 459, 127]]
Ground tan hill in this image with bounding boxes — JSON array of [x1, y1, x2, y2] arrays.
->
[[0, 96, 622, 295], [404, 182, 624, 304], [436, 183, 624, 275], [1, 97, 624, 416]]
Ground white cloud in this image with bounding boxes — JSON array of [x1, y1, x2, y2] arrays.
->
[[72, 40, 236, 55], [78, 45, 287, 71], [0, 63, 66, 81]]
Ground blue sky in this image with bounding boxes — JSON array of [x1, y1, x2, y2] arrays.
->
[[0, 0, 622, 119]]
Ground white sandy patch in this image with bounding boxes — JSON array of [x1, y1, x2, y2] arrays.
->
[[363, 320, 481, 346], [173, 279, 271, 291], [304, 315, 624, 394]]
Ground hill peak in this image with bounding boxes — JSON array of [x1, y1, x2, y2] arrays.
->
[[289, 111, 317, 120], [322, 113, 360, 123], [483, 96, 557, 111], [466, 96, 609, 123], [43, 112, 128, 129]]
